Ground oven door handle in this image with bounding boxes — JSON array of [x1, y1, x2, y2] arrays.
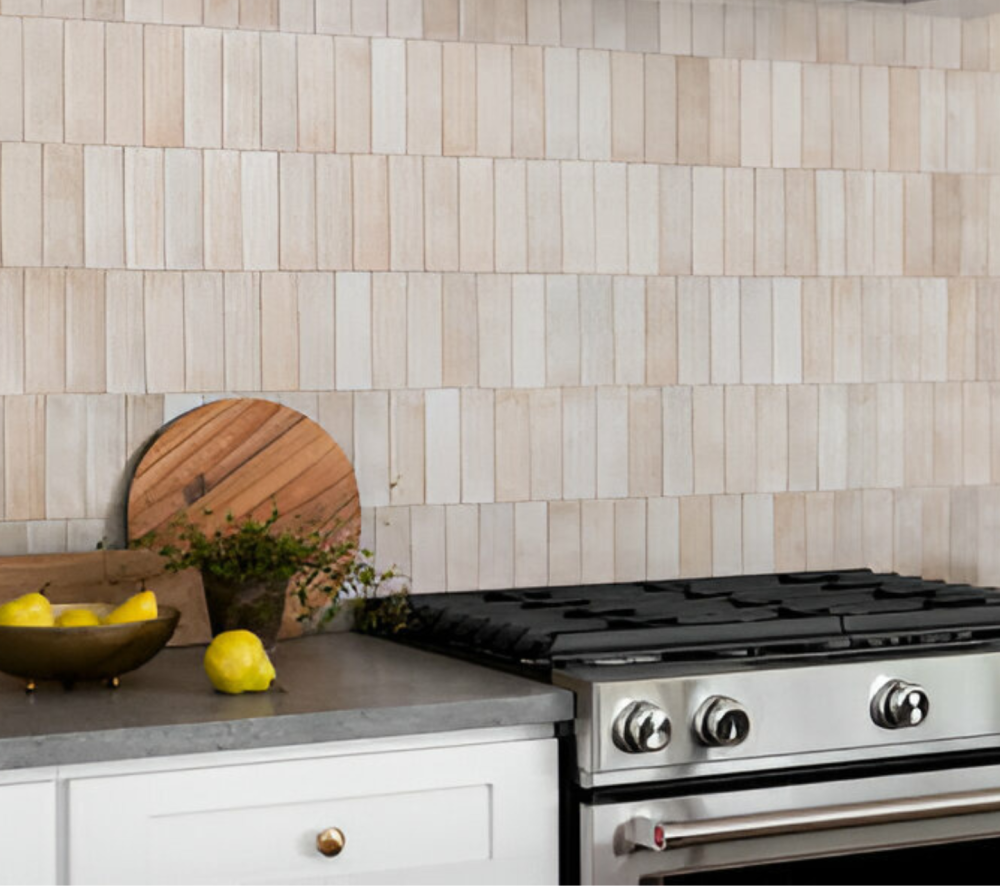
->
[[626, 787, 1000, 853]]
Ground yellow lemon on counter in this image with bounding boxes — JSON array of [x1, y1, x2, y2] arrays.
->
[[55, 608, 102, 628], [203, 630, 276, 694], [0, 592, 54, 627], [104, 590, 158, 625]]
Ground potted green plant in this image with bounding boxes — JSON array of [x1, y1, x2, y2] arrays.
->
[[135, 506, 407, 648]]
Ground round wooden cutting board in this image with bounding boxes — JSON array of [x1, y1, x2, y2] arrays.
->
[[126, 399, 361, 635]]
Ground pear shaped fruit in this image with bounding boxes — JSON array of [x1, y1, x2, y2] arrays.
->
[[55, 608, 102, 628], [203, 630, 276, 694], [0, 592, 54, 628], [104, 590, 158, 625]]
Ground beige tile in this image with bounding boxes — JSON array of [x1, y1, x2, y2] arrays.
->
[[23, 17, 63, 144], [830, 64, 860, 169], [182, 273, 224, 393], [124, 149, 166, 271], [709, 277, 739, 385], [544, 47, 579, 159], [754, 0, 784, 60], [801, 64, 832, 169], [386, 155, 423, 272], [460, 0, 495, 41], [105, 271, 144, 393], [406, 273, 442, 388], [105, 23, 143, 145], [406, 40, 442, 156], [371, 38, 406, 155], [298, 272, 336, 390], [445, 504, 479, 590], [691, 0, 722, 56], [756, 384, 787, 492], [84, 394, 126, 524], [961, 173, 989, 277], [904, 382, 934, 487], [23, 270, 65, 395], [754, 169, 784, 275], [947, 71, 977, 173], [948, 279, 977, 381], [529, 388, 562, 500], [354, 391, 390, 508], [560, 0, 593, 47], [316, 154, 353, 271], [84, 147, 125, 270], [844, 171, 873, 277], [860, 279, 891, 383], [706, 58, 740, 169], [772, 278, 802, 384], [239, 0, 278, 29], [442, 274, 478, 387], [785, 0, 817, 60], [615, 498, 646, 581], [932, 382, 963, 487], [740, 60, 771, 168], [65, 270, 106, 394], [372, 506, 410, 578], [889, 68, 920, 172], [220, 32, 262, 151], [278, 153, 317, 270], [424, 157, 460, 272], [611, 276, 643, 385], [4, 396, 45, 520], [526, 161, 562, 273], [660, 0, 691, 55], [424, 388, 460, 503], [562, 387, 596, 500], [723, 0, 754, 58], [740, 278, 771, 385], [724, 385, 756, 494], [423, 0, 458, 38], [770, 61, 801, 169], [991, 176, 1000, 275], [892, 487, 922, 576], [645, 54, 676, 165], [495, 159, 528, 273], [164, 149, 203, 271], [832, 278, 862, 384], [477, 275, 511, 388], [278, 0, 313, 30], [143, 272, 184, 393], [458, 158, 495, 272], [512, 46, 545, 158], [64, 20, 105, 145], [932, 15, 962, 70], [546, 276, 580, 387], [495, 0, 526, 43], [596, 385, 627, 497], [692, 385, 723, 495], [647, 497, 679, 579], [905, 11, 933, 67], [859, 66, 889, 171], [581, 498, 615, 583], [979, 73, 1000, 172], [891, 278, 920, 382], [352, 0, 386, 35], [738, 493, 772, 573], [442, 42, 476, 156], [628, 164, 659, 276], [462, 388, 495, 503], [261, 32, 298, 152], [679, 495, 712, 578], [870, 6, 904, 67], [710, 494, 741, 577], [873, 172, 904, 276], [42, 145, 84, 270], [805, 491, 836, 570], [0, 17, 23, 142], [676, 57, 710, 166], [845, 2, 874, 64], [919, 69, 947, 172], [143, 26, 184, 148], [335, 272, 373, 390], [676, 276, 709, 384], [259, 274, 298, 391], [410, 504, 446, 591], [773, 493, 806, 572], [723, 167, 754, 277], [662, 385, 693, 496], [526, 0, 559, 44], [223, 273, 261, 391], [815, 170, 845, 276], [903, 173, 934, 277], [479, 502, 514, 588], [353, 155, 389, 271], [205, 0, 239, 27], [0, 272, 24, 396], [611, 51, 644, 162], [334, 36, 371, 153], [659, 166, 692, 275], [45, 395, 86, 520], [578, 275, 614, 384], [788, 384, 818, 491], [920, 278, 948, 382], [691, 166, 723, 276], [511, 275, 546, 388], [203, 151, 242, 270], [646, 277, 677, 387], [802, 277, 832, 383], [513, 501, 548, 587], [594, 163, 627, 274], [180, 30, 223, 150], [816, 1, 846, 63], [476, 43, 512, 158], [296, 35, 335, 152], [832, 489, 863, 568], [496, 389, 530, 501]]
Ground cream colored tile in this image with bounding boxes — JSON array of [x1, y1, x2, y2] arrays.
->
[[816, 1, 846, 62], [919, 69, 947, 172], [181, 30, 223, 150], [740, 278, 771, 385], [723, 0, 754, 58], [724, 385, 756, 494], [219, 32, 261, 151], [783, 171, 815, 277], [708, 277, 739, 385], [406, 40, 442, 155], [406, 273, 442, 388], [832, 489, 863, 568], [424, 157, 459, 272], [692, 385, 723, 495], [476, 43, 511, 159], [164, 149, 203, 270], [495, 159, 527, 272], [783, 1, 815, 60], [645, 54, 676, 165], [904, 10, 932, 67], [611, 51, 643, 162], [84, 147, 125, 270], [991, 176, 1000, 275], [64, 20, 105, 145], [947, 71, 977, 173], [677, 57, 710, 166], [676, 276, 709, 384], [892, 488, 922, 576], [978, 72, 1000, 172], [278, 0, 312, 30], [802, 277, 832, 384], [804, 491, 836, 570], [563, 387, 596, 500], [770, 61, 801, 169], [627, 164, 658, 276], [815, 170, 845, 276], [903, 173, 934, 277], [611, 276, 643, 385], [755, 0, 784, 60], [124, 148, 165, 269], [832, 279, 862, 384], [961, 173, 989, 276], [442, 274, 478, 387], [223, 273, 260, 391], [335, 272, 372, 390], [423, 0, 458, 39], [560, 0, 593, 47], [753, 169, 783, 276], [410, 504, 446, 591], [860, 66, 889, 171], [353, 391, 390, 508], [261, 32, 298, 152], [65, 270, 105, 395], [513, 501, 548, 587], [299, 272, 336, 390], [708, 58, 739, 167], [723, 167, 754, 276], [105, 23, 143, 146], [546, 275, 580, 387], [756, 384, 787, 492], [384, 156, 423, 272], [23, 18, 63, 144], [660, 0, 691, 55], [371, 38, 406, 155], [593, 163, 627, 274], [495, 0, 526, 43], [259, 273, 298, 391], [295, 35, 335, 152], [931, 382, 963, 487], [903, 382, 934, 487], [445, 504, 478, 590], [335, 36, 371, 153], [461, 388, 495, 503], [740, 60, 771, 168], [891, 279, 920, 382], [788, 384, 818, 491], [278, 153, 316, 271], [920, 278, 948, 383], [691, 0, 722, 56], [0, 272, 24, 396], [646, 277, 676, 387], [526, 160, 562, 273], [143, 272, 184, 393], [772, 492, 805, 572], [4, 396, 44, 521], [692, 166, 723, 276], [614, 498, 646, 581], [889, 68, 920, 172], [141, 26, 183, 148], [512, 46, 545, 158], [801, 64, 831, 169], [710, 494, 740, 577], [496, 389, 530, 502], [830, 63, 860, 169], [45, 395, 86, 520], [1, 145, 42, 268], [0, 18, 22, 143], [104, 271, 144, 393], [873, 172, 904, 276], [860, 278, 891, 383], [512, 275, 546, 388], [353, 155, 389, 271], [844, 171, 873, 277], [662, 385, 692, 496], [23, 270, 65, 396], [679, 495, 711, 578], [595, 385, 626, 498], [181, 273, 224, 393], [204, 0, 238, 27], [203, 151, 241, 270], [542, 47, 578, 159], [660, 166, 692, 275], [458, 158, 494, 272], [372, 506, 410, 578], [529, 388, 562, 500], [42, 145, 84, 270], [239, 0, 278, 29], [948, 279, 977, 381], [352, 0, 386, 34], [316, 154, 353, 271], [442, 42, 476, 156], [772, 278, 802, 384], [479, 503, 514, 588], [580, 498, 615, 583], [647, 497, 679, 579], [477, 275, 511, 388], [84, 397, 122, 523], [424, 388, 460, 503], [932, 15, 961, 70]]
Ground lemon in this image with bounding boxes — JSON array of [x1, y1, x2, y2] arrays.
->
[[203, 630, 276, 694], [104, 589, 158, 625], [55, 608, 102, 628], [0, 592, 54, 627]]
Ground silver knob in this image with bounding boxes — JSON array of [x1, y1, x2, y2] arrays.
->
[[871, 679, 930, 729], [694, 696, 751, 747], [612, 701, 671, 754]]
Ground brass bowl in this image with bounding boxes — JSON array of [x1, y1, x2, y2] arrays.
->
[[0, 604, 180, 688]]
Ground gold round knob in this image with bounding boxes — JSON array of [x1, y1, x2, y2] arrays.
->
[[316, 827, 346, 858]]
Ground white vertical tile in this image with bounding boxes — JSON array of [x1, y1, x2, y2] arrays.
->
[[677, 276, 710, 385], [514, 501, 548, 587], [512, 275, 547, 388], [335, 272, 372, 390], [445, 504, 479, 591], [495, 389, 530, 502], [125, 148, 165, 270], [710, 277, 740, 385], [815, 170, 846, 276], [297, 35, 335, 152], [407, 274, 443, 389], [757, 384, 788, 492], [740, 278, 772, 385], [425, 388, 460, 504], [740, 59, 771, 167], [476, 43, 512, 158], [724, 385, 756, 494], [495, 159, 528, 273], [477, 275, 512, 389], [529, 388, 562, 501], [223, 273, 261, 391], [65, 271, 105, 395], [84, 147, 125, 270], [461, 388, 495, 503], [46, 396, 86, 519], [580, 499, 615, 583], [627, 164, 659, 276], [23, 18, 64, 143], [0, 17, 23, 143], [372, 38, 407, 154], [24, 270, 66, 395], [545, 46, 579, 159], [646, 496, 680, 579], [353, 391, 390, 508], [410, 505, 446, 593], [561, 162, 596, 274], [663, 386, 693, 496], [64, 20, 105, 145], [563, 387, 596, 500], [0, 144, 42, 269], [613, 276, 645, 385], [143, 272, 184, 393], [596, 385, 628, 499], [372, 274, 407, 391], [479, 502, 514, 589], [693, 385, 723, 495], [771, 61, 801, 168], [711, 494, 742, 577], [241, 152, 280, 271], [615, 498, 646, 581], [594, 163, 628, 275], [548, 500, 581, 586], [279, 153, 317, 271], [260, 274, 298, 391], [546, 276, 581, 387], [164, 149, 203, 271], [0, 272, 25, 395], [299, 273, 336, 391], [183, 273, 224, 393], [261, 32, 297, 151], [691, 166, 723, 275], [579, 49, 611, 160]]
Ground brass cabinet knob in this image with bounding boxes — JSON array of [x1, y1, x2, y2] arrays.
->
[[316, 827, 346, 858]]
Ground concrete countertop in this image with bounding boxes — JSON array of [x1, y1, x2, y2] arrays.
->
[[0, 633, 574, 770]]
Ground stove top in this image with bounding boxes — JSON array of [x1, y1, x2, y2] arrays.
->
[[400, 570, 1000, 667]]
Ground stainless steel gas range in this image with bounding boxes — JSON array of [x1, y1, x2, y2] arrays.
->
[[396, 569, 1000, 884]]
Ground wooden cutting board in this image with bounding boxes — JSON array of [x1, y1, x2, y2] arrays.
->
[[126, 399, 360, 637]]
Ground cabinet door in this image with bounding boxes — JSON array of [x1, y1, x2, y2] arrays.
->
[[67, 738, 558, 885], [0, 780, 57, 885]]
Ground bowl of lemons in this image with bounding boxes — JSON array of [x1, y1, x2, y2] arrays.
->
[[0, 590, 179, 690]]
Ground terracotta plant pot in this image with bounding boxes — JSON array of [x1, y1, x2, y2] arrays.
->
[[201, 575, 289, 650]]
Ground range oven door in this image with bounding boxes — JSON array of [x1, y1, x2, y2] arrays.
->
[[581, 757, 1000, 884]]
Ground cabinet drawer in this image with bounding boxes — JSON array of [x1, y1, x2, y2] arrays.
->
[[0, 780, 57, 886], [67, 738, 558, 884]]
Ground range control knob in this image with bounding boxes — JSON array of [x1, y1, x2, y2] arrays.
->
[[871, 679, 930, 729], [612, 701, 671, 754], [694, 696, 751, 747]]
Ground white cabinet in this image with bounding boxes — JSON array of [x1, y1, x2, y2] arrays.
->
[[65, 734, 558, 885], [0, 779, 57, 885]]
